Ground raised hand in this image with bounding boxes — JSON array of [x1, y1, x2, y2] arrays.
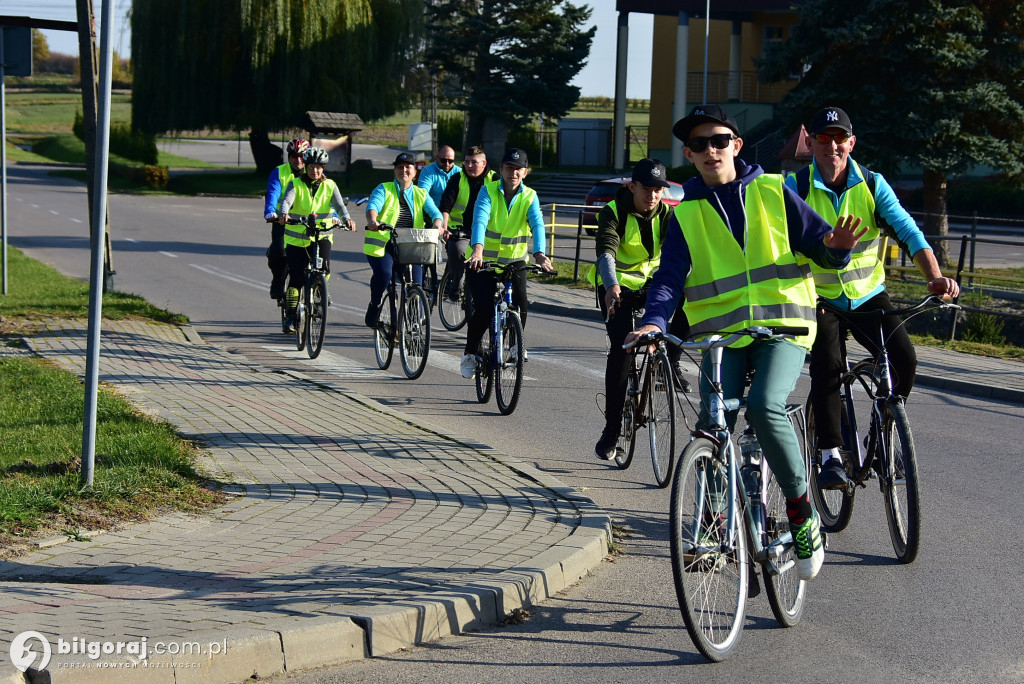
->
[[823, 215, 867, 251]]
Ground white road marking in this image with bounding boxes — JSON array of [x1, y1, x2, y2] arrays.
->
[[124, 237, 138, 242], [70, 218, 83, 223], [49, 210, 60, 215], [159, 251, 178, 258]]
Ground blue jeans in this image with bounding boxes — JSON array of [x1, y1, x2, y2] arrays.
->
[[698, 338, 808, 500], [367, 251, 422, 306]]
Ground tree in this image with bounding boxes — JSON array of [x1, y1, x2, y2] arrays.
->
[[758, 0, 1024, 264], [425, 0, 595, 153], [131, 0, 424, 171], [32, 28, 51, 69]]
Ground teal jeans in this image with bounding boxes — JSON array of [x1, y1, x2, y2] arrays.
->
[[698, 338, 808, 500]]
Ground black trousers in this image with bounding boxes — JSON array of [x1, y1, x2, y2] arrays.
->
[[808, 290, 917, 449], [285, 240, 331, 292], [267, 223, 287, 280], [597, 285, 690, 435], [464, 261, 529, 354]]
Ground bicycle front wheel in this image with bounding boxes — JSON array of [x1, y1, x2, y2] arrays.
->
[[648, 350, 677, 488], [400, 287, 431, 379], [307, 274, 328, 359], [438, 268, 468, 331], [763, 405, 808, 627], [670, 438, 748, 662], [295, 296, 307, 352], [614, 372, 638, 469], [495, 313, 525, 415], [805, 393, 855, 532], [881, 399, 920, 564], [374, 292, 395, 370]]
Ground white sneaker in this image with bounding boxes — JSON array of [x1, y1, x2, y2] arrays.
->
[[460, 354, 476, 379], [523, 349, 529, 362], [792, 510, 824, 580]]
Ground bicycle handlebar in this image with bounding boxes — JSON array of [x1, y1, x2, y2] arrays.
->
[[476, 262, 554, 278], [818, 294, 959, 319], [624, 325, 809, 351]]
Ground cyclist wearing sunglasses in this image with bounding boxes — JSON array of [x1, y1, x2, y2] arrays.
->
[[788, 106, 959, 490], [417, 145, 462, 207], [627, 104, 868, 581]]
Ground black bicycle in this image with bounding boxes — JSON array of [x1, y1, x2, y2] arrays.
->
[[805, 294, 958, 564], [438, 233, 473, 331], [472, 262, 549, 415], [370, 223, 433, 380], [283, 213, 332, 359]]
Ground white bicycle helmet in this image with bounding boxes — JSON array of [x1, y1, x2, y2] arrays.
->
[[303, 146, 329, 165]]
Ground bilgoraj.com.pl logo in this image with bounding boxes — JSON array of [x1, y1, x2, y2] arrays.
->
[[9, 631, 52, 672]]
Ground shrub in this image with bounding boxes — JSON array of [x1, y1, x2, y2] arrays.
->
[[73, 110, 159, 165], [960, 289, 1007, 345], [437, 112, 464, 153]]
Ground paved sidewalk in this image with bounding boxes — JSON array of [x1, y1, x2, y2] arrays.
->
[[527, 280, 1024, 404], [0, 319, 609, 684]]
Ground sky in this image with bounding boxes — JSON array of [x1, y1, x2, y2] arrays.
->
[[27, 0, 652, 99]]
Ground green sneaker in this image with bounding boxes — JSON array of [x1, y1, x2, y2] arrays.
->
[[792, 510, 824, 580]]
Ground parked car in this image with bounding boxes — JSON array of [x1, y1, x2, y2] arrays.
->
[[581, 177, 686, 235]]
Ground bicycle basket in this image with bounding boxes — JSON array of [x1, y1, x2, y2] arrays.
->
[[393, 227, 439, 264]]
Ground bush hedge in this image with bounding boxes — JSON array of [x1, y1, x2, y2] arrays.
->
[[73, 110, 159, 165]]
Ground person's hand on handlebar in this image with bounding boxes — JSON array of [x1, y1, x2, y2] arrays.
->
[[604, 284, 622, 319], [624, 323, 661, 349], [277, 212, 289, 225], [927, 276, 959, 300], [466, 244, 485, 271], [533, 252, 556, 274], [337, 216, 357, 232]]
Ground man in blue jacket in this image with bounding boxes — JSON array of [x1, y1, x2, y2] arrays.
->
[[417, 145, 462, 206]]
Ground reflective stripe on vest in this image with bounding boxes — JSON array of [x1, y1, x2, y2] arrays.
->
[[466, 180, 536, 264], [284, 177, 337, 247], [586, 200, 661, 289], [364, 183, 427, 257], [804, 159, 886, 299], [677, 175, 817, 349]]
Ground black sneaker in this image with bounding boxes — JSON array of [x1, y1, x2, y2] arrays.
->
[[817, 459, 850, 490], [595, 430, 618, 461], [673, 361, 693, 393], [270, 276, 286, 300], [364, 301, 379, 328]]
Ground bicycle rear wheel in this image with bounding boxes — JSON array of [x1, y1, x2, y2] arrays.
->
[[307, 274, 328, 359], [614, 372, 638, 469], [495, 313, 524, 415], [438, 268, 468, 331], [881, 399, 920, 564], [400, 287, 431, 379], [806, 392, 855, 532], [763, 405, 808, 627], [475, 345, 493, 403], [374, 291, 395, 370], [648, 350, 676, 488], [670, 438, 748, 662]]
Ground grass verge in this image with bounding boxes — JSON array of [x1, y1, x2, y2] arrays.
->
[[1, 247, 221, 558]]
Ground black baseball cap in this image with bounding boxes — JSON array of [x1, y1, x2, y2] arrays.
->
[[393, 152, 416, 166], [631, 158, 670, 188], [501, 148, 529, 168], [809, 106, 853, 135], [672, 104, 741, 143]]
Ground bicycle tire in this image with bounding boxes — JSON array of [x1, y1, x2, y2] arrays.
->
[[648, 350, 677, 488], [279, 298, 288, 334], [475, 345, 493, 403], [438, 268, 468, 331], [614, 372, 638, 469], [374, 291, 395, 370], [422, 264, 440, 311], [669, 438, 748, 662], [307, 274, 328, 359], [400, 287, 431, 379], [881, 399, 920, 564], [495, 313, 525, 415], [295, 294, 307, 353], [805, 393, 856, 532], [764, 405, 808, 627]]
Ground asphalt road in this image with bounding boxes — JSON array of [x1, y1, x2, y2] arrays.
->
[[4, 164, 1024, 682]]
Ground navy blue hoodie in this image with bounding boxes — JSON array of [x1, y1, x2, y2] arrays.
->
[[641, 159, 852, 332]]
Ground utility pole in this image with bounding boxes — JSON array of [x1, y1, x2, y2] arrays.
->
[[75, 0, 115, 292]]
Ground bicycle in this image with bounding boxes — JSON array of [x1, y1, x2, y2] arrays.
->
[[610, 294, 677, 488], [369, 222, 434, 380], [438, 235, 473, 332], [805, 294, 959, 564], [472, 262, 548, 416], [655, 325, 811, 662], [283, 213, 333, 359]]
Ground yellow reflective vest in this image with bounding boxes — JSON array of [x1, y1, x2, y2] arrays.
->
[[587, 200, 662, 290], [803, 160, 885, 300], [677, 174, 816, 349], [467, 180, 537, 264], [364, 183, 428, 258], [274, 163, 296, 212], [449, 170, 497, 227], [284, 177, 337, 247]]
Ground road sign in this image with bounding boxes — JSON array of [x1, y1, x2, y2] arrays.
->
[[2, 26, 32, 77]]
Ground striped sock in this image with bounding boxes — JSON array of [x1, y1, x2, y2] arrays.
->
[[787, 493, 813, 525]]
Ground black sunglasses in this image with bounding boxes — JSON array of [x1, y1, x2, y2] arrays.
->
[[686, 133, 736, 153], [438, 158, 455, 164]]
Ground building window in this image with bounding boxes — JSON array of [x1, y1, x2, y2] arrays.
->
[[762, 25, 784, 58]]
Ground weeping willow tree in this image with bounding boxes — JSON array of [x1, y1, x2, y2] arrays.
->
[[131, 0, 423, 168]]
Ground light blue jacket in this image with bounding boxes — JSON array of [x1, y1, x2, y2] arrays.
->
[[417, 161, 462, 206], [785, 160, 931, 310]]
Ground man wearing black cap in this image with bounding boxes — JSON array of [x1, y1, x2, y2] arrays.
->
[[460, 148, 555, 379], [627, 104, 869, 581], [788, 106, 959, 489], [590, 158, 691, 462]]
